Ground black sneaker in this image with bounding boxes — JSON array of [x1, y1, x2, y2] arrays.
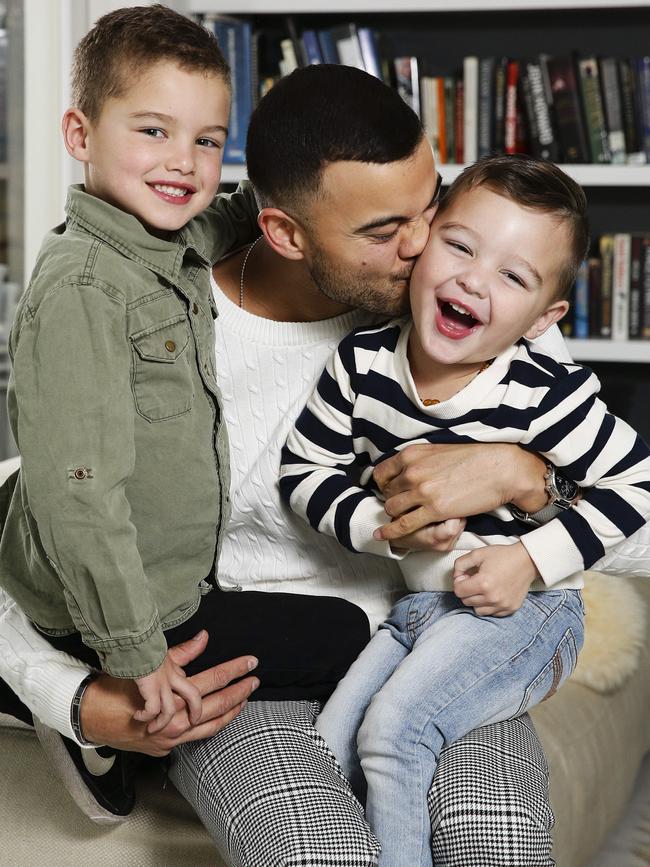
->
[[33, 716, 136, 825]]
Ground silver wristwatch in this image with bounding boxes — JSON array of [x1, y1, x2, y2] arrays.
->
[[510, 462, 580, 526]]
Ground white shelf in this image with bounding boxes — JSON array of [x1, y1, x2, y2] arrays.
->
[[189, 1, 649, 12], [566, 339, 650, 363], [221, 163, 650, 187]]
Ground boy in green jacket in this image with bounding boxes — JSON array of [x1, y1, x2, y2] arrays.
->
[[0, 5, 368, 818]]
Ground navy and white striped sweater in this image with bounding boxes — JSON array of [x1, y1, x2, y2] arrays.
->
[[280, 318, 650, 591]]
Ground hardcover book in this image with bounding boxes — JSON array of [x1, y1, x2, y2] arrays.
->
[[599, 57, 627, 164], [577, 56, 611, 163], [544, 55, 590, 162], [612, 233, 631, 341]]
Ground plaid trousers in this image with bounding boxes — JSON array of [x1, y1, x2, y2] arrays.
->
[[170, 701, 555, 867]]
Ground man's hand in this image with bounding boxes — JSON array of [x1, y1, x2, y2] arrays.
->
[[81, 631, 259, 756], [134, 651, 203, 733], [379, 518, 466, 552], [453, 543, 538, 617], [373, 443, 548, 543]]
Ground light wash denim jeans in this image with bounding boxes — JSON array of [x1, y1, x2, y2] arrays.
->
[[316, 589, 584, 867]]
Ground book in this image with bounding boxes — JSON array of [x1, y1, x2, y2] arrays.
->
[[463, 56, 479, 163], [522, 60, 559, 161], [455, 79, 464, 163], [618, 58, 646, 164], [421, 76, 441, 162], [394, 56, 420, 117], [628, 234, 644, 339], [599, 234, 614, 338], [588, 257, 602, 337], [573, 259, 590, 339], [504, 60, 519, 154], [357, 27, 382, 80], [611, 233, 631, 341], [330, 24, 365, 71], [544, 55, 590, 162], [317, 29, 339, 64], [301, 29, 323, 66], [493, 57, 508, 154], [279, 38, 299, 77], [599, 57, 627, 164], [641, 235, 650, 338], [635, 56, 650, 162], [437, 77, 448, 165], [443, 76, 456, 163], [577, 56, 611, 163], [206, 16, 254, 165], [478, 57, 495, 158]]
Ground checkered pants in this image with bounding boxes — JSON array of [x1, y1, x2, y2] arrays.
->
[[170, 702, 554, 867]]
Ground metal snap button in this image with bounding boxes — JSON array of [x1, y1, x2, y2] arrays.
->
[[165, 340, 176, 353], [74, 468, 88, 480]]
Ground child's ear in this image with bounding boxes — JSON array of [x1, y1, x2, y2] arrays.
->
[[525, 298, 570, 340], [61, 108, 92, 163], [258, 208, 309, 262]]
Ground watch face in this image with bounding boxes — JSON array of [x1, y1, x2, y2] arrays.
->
[[555, 472, 579, 501]]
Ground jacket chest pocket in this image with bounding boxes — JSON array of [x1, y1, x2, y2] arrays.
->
[[131, 315, 195, 422]]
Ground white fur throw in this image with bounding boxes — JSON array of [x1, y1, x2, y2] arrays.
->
[[570, 571, 647, 693]]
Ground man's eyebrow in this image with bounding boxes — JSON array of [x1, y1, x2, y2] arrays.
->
[[128, 111, 228, 134], [354, 190, 440, 235]]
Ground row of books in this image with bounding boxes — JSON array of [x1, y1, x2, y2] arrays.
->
[[197, 15, 650, 167], [563, 234, 650, 341]]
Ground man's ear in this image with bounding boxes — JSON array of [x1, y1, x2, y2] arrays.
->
[[525, 298, 570, 340], [258, 208, 309, 262], [61, 107, 92, 163]]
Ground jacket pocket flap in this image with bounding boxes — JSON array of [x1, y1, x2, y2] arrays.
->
[[131, 316, 190, 362]]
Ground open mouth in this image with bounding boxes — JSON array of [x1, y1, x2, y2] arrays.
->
[[148, 182, 195, 205], [436, 299, 481, 339]]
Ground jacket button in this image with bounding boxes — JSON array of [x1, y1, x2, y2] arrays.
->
[[74, 467, 88, 480], [192, 302, 199, 314], [165, 340, 176, 352]]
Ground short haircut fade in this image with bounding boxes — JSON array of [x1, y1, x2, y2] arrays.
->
[[72, 4, 230, 122], [438, 153, 590, 300], [246, 64, 425, 214]]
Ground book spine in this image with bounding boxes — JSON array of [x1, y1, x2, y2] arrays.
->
[[618, 58, 645, 163], [437, 77, 448, 165], [209, 18, 253, 165], [331, 24, 365, 71], [504, 60, 519, 154], [463, 56, 479, 163], [455, 79, 464, 163], [573, 259, 590, 339], [611, 233, 631, 341], [587, 257, 602, 337], [357, 27, 382, 80], [478, 57, 495, 157], [545, 56, 590, 162], [493, 57, 508, 154], [635, 56, 650, 162], [301, 29, 323, 66], [599, 57, 627, 164], [599, 234, 614, 338], [317, 29, 339, 64], [525, 61, 559, 161], [394, 57, 420, 118], [421, 77, 441, 163], [577, 56, 611, 163], [642, 236, 650, 338], [444, 77, 456, 163], [628, 235, 643, 339]]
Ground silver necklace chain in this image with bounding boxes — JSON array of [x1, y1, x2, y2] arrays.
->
[[239, 236, 263, 309]]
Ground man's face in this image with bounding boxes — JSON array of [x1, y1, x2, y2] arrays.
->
[[298, 138, 439, 316]]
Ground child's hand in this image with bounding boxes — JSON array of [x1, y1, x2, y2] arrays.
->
[[453, 543, 538, 617], [134, 651, 203, 733]]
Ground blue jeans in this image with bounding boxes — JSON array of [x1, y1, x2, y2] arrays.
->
[[316, 589, 584, 867]]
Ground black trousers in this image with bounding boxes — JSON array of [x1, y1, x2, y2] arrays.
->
[[0, 587, 371, 726]]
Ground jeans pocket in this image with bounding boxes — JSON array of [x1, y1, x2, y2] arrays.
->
[[513, 627, 579, 717]]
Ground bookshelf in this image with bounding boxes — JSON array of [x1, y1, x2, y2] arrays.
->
[[194, 0, 650, 370]]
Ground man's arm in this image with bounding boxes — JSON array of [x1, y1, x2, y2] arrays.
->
[[0, 586, 259, 754]]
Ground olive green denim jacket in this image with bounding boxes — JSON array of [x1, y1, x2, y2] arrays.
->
[[0, 184, 258, 678]]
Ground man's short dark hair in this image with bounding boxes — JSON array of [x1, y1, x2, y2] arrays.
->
[[246, 64, 425, 214], [438, 153, 590, 300], [72, 4, 230, 122]]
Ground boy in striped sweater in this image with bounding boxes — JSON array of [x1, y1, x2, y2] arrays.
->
[[280, 153, 650, 867]]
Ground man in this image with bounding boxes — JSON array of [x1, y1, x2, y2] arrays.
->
[[1, 64, 643, 865]]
